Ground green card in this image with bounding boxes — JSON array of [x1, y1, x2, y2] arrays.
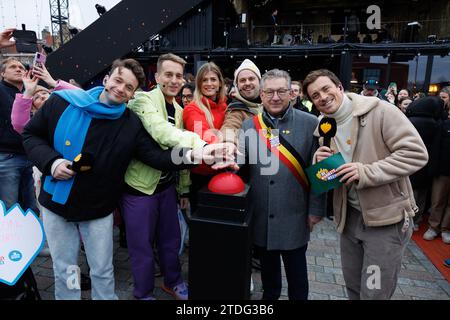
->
[[305, 153, 346, 195]]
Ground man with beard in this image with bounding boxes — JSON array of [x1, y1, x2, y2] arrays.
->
[[220, 59, 263, 145]]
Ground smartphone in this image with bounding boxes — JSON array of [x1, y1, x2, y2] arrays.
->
[[32, 52, 46, 69]]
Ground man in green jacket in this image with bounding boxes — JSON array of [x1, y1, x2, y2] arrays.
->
[[121, 53, 205, 300]]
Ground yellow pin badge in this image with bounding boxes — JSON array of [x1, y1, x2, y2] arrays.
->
[[320, 122, 332, 134]]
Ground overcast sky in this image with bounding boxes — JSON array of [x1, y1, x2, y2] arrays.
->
[[1, 0, 121, 35]]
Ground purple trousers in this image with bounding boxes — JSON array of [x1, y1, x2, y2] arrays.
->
[[120, 185, 182, 299]]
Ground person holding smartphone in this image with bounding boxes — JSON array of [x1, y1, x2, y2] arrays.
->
[[0, 57, 38, 213], [11, 63, 79, 134]]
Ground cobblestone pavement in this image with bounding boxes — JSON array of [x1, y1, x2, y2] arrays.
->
[[31, 218, 450, 300]]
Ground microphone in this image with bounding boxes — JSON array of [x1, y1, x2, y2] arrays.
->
[[318, 117, 337, 148], [68, 153, 94, 173]]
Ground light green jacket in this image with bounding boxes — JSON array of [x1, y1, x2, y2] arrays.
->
[[125, 86, 205, 195]]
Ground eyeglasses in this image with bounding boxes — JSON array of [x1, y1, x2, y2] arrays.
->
[[262, 88, 290, 98], [182, 94, 193, 100]]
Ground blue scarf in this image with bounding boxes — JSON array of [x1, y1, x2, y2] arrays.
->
[[43, 86, 126, 205]]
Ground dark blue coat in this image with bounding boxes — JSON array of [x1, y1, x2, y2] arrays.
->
[[0, 80, 24, 154]]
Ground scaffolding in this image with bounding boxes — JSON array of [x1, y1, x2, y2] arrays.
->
[[49, 0, 70, 48]]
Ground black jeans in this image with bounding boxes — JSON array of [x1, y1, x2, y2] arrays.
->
[[256, 244, 309, 300]]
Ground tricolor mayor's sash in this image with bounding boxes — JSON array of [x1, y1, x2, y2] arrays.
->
[[253, 113, 310, 191]]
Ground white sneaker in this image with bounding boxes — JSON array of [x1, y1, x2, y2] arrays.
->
[[423, 228, 438, 241], [442, 231, 450, 244]]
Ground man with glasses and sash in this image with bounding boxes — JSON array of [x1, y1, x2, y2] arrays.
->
[[238, 69, 326, 300]]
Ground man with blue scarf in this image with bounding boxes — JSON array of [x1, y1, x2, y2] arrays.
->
[[22, 59, 234, 300]]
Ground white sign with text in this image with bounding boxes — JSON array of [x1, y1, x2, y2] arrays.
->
[[0, 201, 45, 286]]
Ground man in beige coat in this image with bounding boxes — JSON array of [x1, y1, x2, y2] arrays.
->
[[303, 69, 428, 300]]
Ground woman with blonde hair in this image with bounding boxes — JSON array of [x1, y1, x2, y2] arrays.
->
[[184, 62, 227, 138], [183, 62, 228, 211]]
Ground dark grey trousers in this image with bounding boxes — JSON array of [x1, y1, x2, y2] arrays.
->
[[340, 205, 413, 300]]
